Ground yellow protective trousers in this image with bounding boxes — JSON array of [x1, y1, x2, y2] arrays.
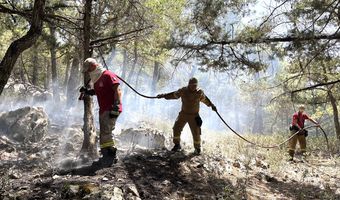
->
[[99, 111, 117, 149], [173, 112, 201, 149], [288, 131, 306, 157]]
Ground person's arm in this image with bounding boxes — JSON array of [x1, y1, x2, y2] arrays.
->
[[199, 90, 217, 111], [157, 88, 184, 100], [79, 86, 95, 96], [307, 115, 320, 126], [112, 84, 121, 103]]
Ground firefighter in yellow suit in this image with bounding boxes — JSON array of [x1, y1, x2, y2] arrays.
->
[[157, 78, 217, 155]]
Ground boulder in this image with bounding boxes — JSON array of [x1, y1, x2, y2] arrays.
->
[[117, 127, 168, 149], [0, 107, 49, 142]]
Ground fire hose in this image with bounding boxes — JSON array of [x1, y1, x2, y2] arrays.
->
[[94, 52, 331, 151], [115, 76, 330, 151], [215, 110, 330, 150]]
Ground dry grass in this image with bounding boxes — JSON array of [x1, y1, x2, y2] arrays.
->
[[201, 129, 340, 173]]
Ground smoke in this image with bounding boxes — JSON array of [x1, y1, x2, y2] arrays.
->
[[100, 50, 258, 141], [0, 48, 297, 163]]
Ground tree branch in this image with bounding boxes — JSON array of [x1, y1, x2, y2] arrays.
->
[[291, 79, 340, 94], [175, 32, 340, 50], [258, 0, 290, 29], [89, 25, 153, 45]]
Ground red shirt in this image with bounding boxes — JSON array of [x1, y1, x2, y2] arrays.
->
[[292, 112, 309, 128], [94, 70, 122, 114]]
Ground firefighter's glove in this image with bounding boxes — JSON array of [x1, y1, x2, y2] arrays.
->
[[156, 94, 165, 99], [79, 87, 95, 96], [109, 100, 120, 118], [211, 104, 217, 112]]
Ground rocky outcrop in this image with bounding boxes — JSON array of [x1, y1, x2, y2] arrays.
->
[[0, 106, 49, 142]]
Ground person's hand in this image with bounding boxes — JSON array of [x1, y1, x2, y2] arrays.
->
[[157, 94, 165, 99], [211, 104, 217, 112], [79, 86, 87, 93]]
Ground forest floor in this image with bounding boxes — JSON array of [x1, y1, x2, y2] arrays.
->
[[1, 121, 340, 200]]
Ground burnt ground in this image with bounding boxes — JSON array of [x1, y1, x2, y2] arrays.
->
[[1, 125, 340, 200]]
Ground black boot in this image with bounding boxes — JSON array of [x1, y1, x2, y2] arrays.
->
[[194, 147, 201, 155], [171, 144, 181, 152], [92, 147, 117, 169]]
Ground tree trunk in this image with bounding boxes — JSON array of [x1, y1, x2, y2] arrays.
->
[[107, 47, 116, 67], [151, 61, 160, 93], [31, 44, 39, 85], [49, 24, 60, 103], [252, 73, 264, 134], [80, 0, 97, 159], [126, 41, 138, 83], [66, 54, 80, 108], [63, 55, 71, 89], [121, 49, 128, 79], [252, 104, 264, 134], [124, 40, 138, 95], [19, 55, 29, 84], [0, 0, 45, 95], [44, 57, 51, 90], [328, 90, 340, 140]]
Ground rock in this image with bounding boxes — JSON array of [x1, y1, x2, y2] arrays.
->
[[161, 180, 171, 186], [99, 185, 123, 200], [112, 187, 124, 200], [52, 175, 60, 180], [233, 162, 241, 168], [69, 185, 80, 195], [336, 188, 340, 195], [126, 194, 141, 200], [64, 142, 75, 152], [264, 174, 278, 183], [8, 171, 21, 179], [0, 107, 49, 143], [80, 183, 99, 195], [255, 160, 269, 169], [117, 126, 168, 149], [125, 184, 140, 197], [33, 91, 53, 102]]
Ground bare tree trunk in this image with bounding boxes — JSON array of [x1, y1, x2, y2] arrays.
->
[[252, 104, 264, 134], [80, 0, 97, 159], [44, 57, 51, 90], [124, 40, 138, 96], [0, 0, 45, 95], [252, 73, 264, 134], [126, 41, 138, 83], [328, 90, 340, 140], [19, 55, 29, 83], [31, 44, 39, 85], [107, 47, 116, 67], [151, 61, 160, 93], [66, 54, 80, 108], [49, 24, 60, 102], [121, 49, 128, 79], [63, 55, 71, 89]]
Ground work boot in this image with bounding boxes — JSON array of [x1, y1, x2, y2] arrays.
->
[[194, 148, 201, 155], [92, 147, 117, 169], [171, 144, 181, 152]]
